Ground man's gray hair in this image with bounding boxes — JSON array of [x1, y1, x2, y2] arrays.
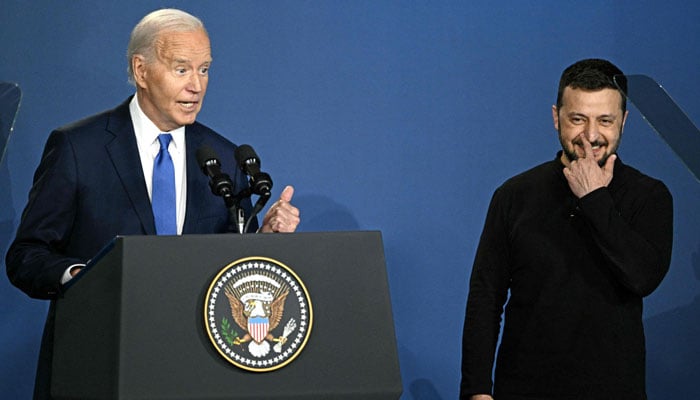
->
[[126, 8, 206, 85]]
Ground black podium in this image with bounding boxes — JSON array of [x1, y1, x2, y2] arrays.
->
[[52, 231, 402, 399]]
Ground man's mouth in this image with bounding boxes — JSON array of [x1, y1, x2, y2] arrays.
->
[[178, 101, 198, 110], [574, 141, 606, 152]]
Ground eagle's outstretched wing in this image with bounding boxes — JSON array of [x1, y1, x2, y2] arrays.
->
[[268, 290, 289, 331], [225, 290, 248, 331]]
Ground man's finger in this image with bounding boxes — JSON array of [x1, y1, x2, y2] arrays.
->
[[279, 185, 294, 203], [579, 133, 593, 158]]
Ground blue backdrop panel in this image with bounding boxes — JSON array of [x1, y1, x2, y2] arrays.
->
[[1, 1, 698, 399]]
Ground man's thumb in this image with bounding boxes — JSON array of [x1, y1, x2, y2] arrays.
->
[[280, 185, 294, 202], [604, 154, 617, 174]]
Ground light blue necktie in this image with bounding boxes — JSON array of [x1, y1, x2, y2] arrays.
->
[[152, 133, 177, 235]]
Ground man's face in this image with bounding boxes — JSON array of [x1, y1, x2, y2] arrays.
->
[[552, 87, 628, 167], [133, 29, 211, 132]]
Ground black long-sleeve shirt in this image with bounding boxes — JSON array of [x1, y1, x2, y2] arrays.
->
[[461, 153, 673, 400]]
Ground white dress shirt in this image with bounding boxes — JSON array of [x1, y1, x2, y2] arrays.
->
[[129, 93, 187, 234]]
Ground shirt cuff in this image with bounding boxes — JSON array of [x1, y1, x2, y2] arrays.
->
[[60, 263, 86, 285]]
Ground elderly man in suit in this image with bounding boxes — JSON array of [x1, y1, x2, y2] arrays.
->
[[6, 9, 300, 399]]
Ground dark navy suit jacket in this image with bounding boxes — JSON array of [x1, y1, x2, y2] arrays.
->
[[5, 97, 257, 399]]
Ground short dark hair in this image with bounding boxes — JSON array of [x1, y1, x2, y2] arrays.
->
[[556, 58, 627, 113]]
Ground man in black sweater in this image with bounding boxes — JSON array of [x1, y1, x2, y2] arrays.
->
[[460, 59, 673, 400]]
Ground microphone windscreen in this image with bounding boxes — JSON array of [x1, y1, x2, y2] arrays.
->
[[234, 144, 258, 167], [196, 145, 219, 168]]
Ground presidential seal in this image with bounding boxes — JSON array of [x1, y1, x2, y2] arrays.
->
[[204, 257, 313, 372]]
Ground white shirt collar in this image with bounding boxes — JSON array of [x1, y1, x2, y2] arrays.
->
[[129, 93, 185, 154]]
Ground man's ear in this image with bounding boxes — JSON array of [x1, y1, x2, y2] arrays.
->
[[552, 105, 560, 131], [132, 55, 148, 89]]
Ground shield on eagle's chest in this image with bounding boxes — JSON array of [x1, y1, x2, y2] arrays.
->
[[248, 316, 270, 343]]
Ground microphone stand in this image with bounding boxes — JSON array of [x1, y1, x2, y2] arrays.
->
[[244, 191, 271, 233], [202, 171, 244, 234], [229, 188, 251, 234], [229, 188, 271, 234]]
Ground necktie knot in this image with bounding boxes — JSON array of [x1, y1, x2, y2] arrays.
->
[[158, 133, 172, 152]]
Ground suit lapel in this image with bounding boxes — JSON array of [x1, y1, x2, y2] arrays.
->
[[183, 125, 206, 233], [104, 98, 157, 235]]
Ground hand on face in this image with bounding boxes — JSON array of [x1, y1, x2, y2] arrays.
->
[[260, 185, 300, 233], [563, 133, 616, 198]]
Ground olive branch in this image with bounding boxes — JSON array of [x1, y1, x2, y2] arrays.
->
[[220, 317, 239, 346]]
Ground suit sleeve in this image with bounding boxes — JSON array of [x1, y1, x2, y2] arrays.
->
[[5, 130, 84, 299]]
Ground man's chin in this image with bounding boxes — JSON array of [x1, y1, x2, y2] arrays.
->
[[176, 115, 199, 127]]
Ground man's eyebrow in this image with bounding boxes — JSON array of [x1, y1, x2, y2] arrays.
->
[[566, 112, 617, 119], [171, 57, 212, 65]]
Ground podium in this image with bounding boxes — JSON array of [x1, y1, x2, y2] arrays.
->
[[51, 231, 402, 399]]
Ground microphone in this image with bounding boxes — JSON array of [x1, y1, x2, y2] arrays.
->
[[234, 144, 274, 233], [234, 144, 273, 196], [196, 145, 235, 207]]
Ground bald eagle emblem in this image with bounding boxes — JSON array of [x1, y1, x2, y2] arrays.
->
[[204, 257, 313, 372]]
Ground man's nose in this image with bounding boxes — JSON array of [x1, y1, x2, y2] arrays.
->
[[583, 122, 600, 143], [188, 74, 203, 92]]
